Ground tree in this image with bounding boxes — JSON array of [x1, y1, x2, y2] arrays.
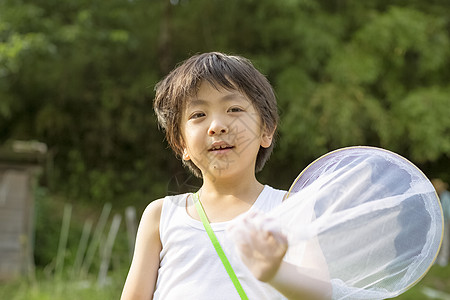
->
[[1, 0, 449, 200]]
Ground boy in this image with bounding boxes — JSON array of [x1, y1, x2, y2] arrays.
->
[[121, 52, 330, 299]]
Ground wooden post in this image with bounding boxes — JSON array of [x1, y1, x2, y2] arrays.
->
[[71, 219, 93, 278], [80, 203, 111, 277], [55, 204, 72, 279], [125, 206, 137, 260], [97, 214, 121, 287]]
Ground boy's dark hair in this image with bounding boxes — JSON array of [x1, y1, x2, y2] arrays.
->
[[154, 52, 278, 178]]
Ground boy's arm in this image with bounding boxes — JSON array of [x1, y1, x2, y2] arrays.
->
[[120, 198, 163, 300], [267, 237, 332, 300], [228, 212, 331, 300]]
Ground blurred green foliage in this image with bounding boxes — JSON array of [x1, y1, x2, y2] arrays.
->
[[33, 186, 129, 274], [0, 0, 449, 207]]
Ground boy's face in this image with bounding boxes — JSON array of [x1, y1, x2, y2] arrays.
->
[[180, 81, 273, 180]]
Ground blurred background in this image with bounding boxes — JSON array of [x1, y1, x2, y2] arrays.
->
[[0, 0, 449, 299]]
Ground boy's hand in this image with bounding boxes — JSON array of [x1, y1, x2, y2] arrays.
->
[[227, 211, 288, 282]]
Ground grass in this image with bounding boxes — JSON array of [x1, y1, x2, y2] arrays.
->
[[1, 264, 449, 299], [0, 269, 128, 300], [395, 264, 450, 300]]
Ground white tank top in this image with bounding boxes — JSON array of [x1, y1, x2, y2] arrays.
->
[[153, 185, 288, 300]]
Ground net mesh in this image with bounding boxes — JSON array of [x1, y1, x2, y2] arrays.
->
[[269, 146, 443, 299]]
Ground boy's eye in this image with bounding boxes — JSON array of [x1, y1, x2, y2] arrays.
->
[[190, 112, 205, 119], [228, 107, 244, 113]]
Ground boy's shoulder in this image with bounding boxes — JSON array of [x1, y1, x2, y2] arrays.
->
[[264, 185, 288, 200], [141, 198, 165, 223], [145, 192, 191, 215], [145, 192, 190, 208]]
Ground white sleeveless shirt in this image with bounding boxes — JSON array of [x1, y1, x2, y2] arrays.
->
[[153, 185, 288, 300]]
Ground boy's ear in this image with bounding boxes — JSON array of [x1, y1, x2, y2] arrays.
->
[[182, 148, 191, 161], [261, 127, 275, 148]]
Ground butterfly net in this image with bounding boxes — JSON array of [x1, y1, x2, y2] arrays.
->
[[267, 147, 442, 299]]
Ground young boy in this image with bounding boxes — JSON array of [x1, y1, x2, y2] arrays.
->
[[121, 52, 331, 299]]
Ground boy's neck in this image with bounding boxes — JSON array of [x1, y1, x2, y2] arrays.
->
[[200, 174, 264, 204], [187, 172, 265, 223]]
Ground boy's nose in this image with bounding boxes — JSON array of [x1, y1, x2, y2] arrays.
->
[[208, 120, 229, 136]]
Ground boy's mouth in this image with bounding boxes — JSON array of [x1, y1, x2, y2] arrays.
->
[[209, 142, 234, 152]]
